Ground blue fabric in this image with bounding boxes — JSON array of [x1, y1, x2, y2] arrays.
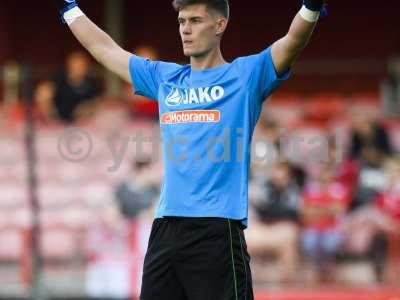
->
[[320, 5, 328, 17], [302, 229, 343, 257], [129, 47, 290, 227]]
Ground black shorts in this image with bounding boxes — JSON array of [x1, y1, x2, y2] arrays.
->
[[140, 217, 254, 300]]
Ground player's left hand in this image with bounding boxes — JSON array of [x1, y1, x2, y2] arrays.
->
[[303, 0, 328, 17]]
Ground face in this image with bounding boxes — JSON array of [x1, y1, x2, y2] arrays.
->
[[352, 115, 372, 137], [320, 166, 334, 185], [34, 81, 55, 115], [270, 164, 290, 188], [178, 4, 226, 57], [66, 52, 89, 81]]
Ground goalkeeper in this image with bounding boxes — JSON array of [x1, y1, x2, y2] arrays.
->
[[53, 0, 327, 299]]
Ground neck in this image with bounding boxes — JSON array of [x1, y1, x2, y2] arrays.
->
[[190, 47, 226, 70]]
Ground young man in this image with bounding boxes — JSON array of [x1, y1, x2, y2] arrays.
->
[[54, 0, 326, 299]]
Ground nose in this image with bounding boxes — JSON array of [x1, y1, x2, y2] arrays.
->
[[181, 23, 192, 35]]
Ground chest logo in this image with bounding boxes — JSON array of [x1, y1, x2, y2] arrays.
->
[[165, 86, 225, 107], [160, 110, 221, 124]]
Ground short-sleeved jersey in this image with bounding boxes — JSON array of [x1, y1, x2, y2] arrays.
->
[[129, 47, 289, 227]]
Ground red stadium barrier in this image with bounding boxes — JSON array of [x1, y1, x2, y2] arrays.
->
[[255, 287, 400, 300]]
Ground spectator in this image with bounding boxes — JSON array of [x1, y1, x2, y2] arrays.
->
[[52, 51, 101, 123], [5, 80, 59, 128], [300, 164, 350, 282], [252, 119, 306, 188], [114, 156, 162, 298], [33, 81, 57, 123], [251, 119, 281, 180], [349, 115, 393, 159], [319, 136, 360, 196], [341, 158, 400, 282], [375, 158, 400, 229], [351, 145, 388, 210], [85, 199, 133, 300], [246, 162, 301, 283], [85, 156, 161, 300], [114, 156, 160, 220], [381, 55, 400, 116]]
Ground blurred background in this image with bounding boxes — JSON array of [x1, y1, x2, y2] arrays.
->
[[0, 0, 400, 299]]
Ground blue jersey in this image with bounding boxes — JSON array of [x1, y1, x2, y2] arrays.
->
[[129, 47, 290, 227]]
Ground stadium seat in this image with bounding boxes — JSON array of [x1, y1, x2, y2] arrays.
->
[[266, 93, 304, 127], [0, 184, 27, 209], [0, 226, 25, 262], [39, 225, 80, 263], [0, 225, 30, 287], [38, 184, 77, 209], [304, 93, 346, 127]]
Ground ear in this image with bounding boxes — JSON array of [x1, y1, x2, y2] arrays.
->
[[215, 18, 228, 37]]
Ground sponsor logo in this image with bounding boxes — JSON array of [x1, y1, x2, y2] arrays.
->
[[160, 110, 221, 124], [165, 86, 225, 107]]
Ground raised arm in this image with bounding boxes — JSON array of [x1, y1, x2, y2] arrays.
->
[[271, 0, 326, 76], [54, 0, 132, 83]]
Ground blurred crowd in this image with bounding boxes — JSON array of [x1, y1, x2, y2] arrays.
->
[[246, 116, 400, 285], [2, 45, 160, 130], [0, 48, 400, 299]]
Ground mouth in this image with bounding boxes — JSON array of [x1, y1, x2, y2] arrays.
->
[[183, 40, 193, 47]]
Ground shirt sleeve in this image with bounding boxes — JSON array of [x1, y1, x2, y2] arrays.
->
[[128, 55, 162, 101], [237, 46, 291, 103]]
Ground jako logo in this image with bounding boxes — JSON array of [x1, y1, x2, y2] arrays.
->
[[165, 86, 225, 107]]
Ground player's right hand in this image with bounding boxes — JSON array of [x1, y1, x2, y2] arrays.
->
[[303, 0, 325, 11], [53, 0, 78, 18]]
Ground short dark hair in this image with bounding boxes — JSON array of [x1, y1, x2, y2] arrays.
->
[[172, 0, 230, 19]]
